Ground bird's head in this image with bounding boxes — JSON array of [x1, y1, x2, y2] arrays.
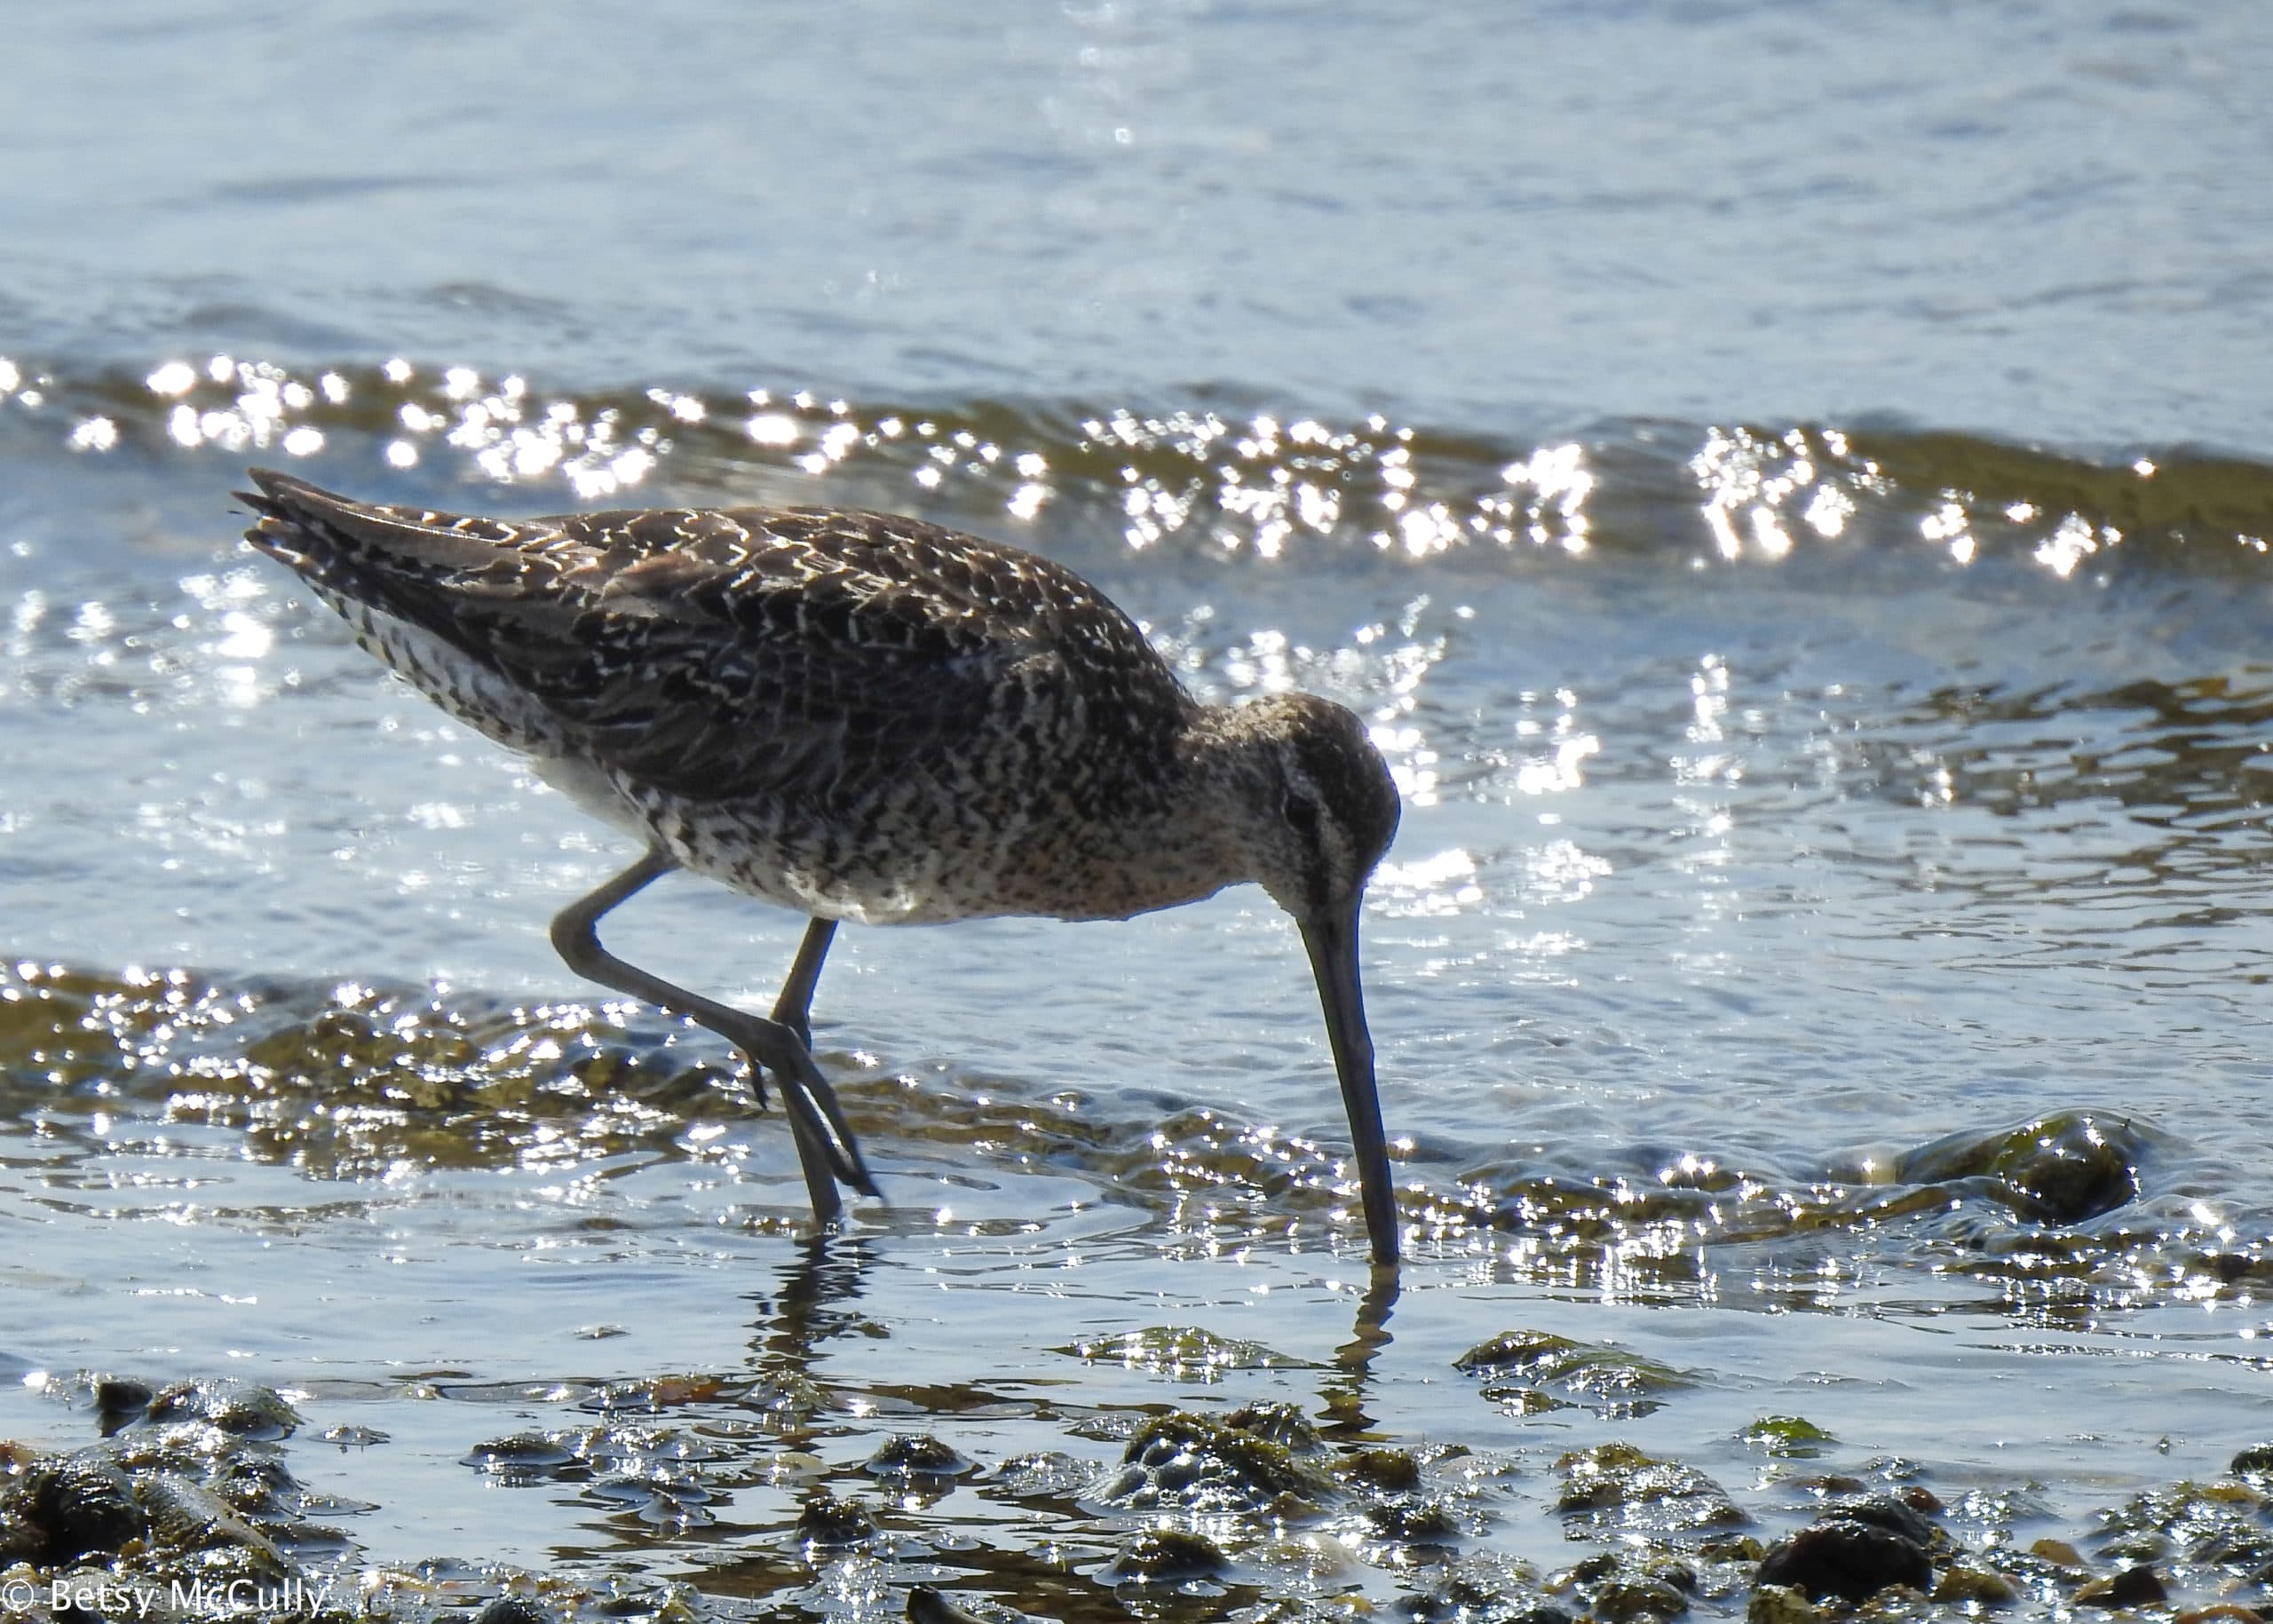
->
[[1225, 691, 1402, 920], [1219, 689, 1404, 1264]]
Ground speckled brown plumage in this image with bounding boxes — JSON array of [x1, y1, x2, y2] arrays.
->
[[239, 468, 1407, 1263]]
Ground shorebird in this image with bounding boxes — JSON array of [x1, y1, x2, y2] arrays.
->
[[239, 469, 1406, 1262]]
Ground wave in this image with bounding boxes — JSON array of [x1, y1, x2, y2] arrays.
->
[[4, 351, 2270, 587]]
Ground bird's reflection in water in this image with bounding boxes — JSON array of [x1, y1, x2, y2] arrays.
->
[[735, 1231, 1398, 1458], [744, 1233, 875, 1374], [1321, 1266, 1399, 1439]]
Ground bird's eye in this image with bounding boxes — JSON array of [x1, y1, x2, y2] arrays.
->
[[1283, 792, 1320, 835]]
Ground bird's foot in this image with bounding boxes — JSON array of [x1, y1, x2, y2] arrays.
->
[[721, 1027, 875, 1202]]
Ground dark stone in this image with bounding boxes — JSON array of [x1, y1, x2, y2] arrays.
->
[[471, 1598, 556, 1624], [1757, 1517, 1933, 1602], [2076, 1565, 2167, 1608], [2233, 1443, 2273, 1485], [4, 1452, 145, 1562], [88, 1374, 154, 1416], [907, 1587, 994, 1624]]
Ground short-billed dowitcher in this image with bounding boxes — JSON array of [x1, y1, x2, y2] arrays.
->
[[241, 469, 1405, 1261]]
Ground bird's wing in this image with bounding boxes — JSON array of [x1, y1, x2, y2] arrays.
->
[[241, 470, 1187, 804]]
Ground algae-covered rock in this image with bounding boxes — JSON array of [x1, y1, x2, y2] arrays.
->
[[463, 1432, 579, 1483], [0, 1450, 144, 1562], [211, 1453, 299, 1517], [1594, 1576, 1692, 1620], [586, 1463, 719, 1530], [1341, 1446, 1424, 1493], [1094, 1411, 1339, 1518], [744, 1368, 829, 1429], [796, 1492, 876, 1549], [1459, 1330, 1691, 1414], [1222, 1399, 1325, 1453], [1553, 1551, 1700, 1622], [1746, 1584, 1826, 1624], [1740, 1417, 1834, 1460], [0, 1442, 302, 1580], [1360, 1497, 1463, 1549], [1403, 1555, 1562, 1624], [866, 1433, 972, 1480], [140, 1470, 289, 1568], [994, 1451, 1094, 1500], [471, 1596, 558, 1624], [146, 1377, 303, 1439], [1056, 1326, 1311, 1380], [1556, 1443, 1744, 1534], [1995, 1114, 2147, 1224], [1932, 1563, 2019, 1604], [2095, 1477, 2273, 1588], [1900, 1112, 2151, 1224], [1100, 1525, 1229, 1585], [582, 1370, 742, 1414]]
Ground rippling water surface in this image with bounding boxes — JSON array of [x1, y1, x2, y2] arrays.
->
[[4, 4, 2273, 1620]]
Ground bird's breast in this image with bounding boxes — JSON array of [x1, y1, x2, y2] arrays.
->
[[637, 777, 1236, 928]]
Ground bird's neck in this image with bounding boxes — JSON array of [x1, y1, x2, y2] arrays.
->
[[983, 709, 1255, 923], [1137, 706, 1276, 899]]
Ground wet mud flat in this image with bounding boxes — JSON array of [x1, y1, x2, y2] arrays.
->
[[3, 960, 2269, 1621], [10, 1359, 2273, 1623]]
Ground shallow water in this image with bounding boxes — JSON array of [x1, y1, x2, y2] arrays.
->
[[5, 3, 2273, 1620]]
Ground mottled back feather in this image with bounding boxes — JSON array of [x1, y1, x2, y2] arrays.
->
[[241, 471, 1192, 812]]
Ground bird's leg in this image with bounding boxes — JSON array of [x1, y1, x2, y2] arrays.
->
[[548, 852, 879, 1222], [740, 921, 863, 1176], [771, 919, 837, 1050], [756, 919, 872, 1191]]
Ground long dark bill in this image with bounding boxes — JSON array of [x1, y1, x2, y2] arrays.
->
[[1299, 902, 1399, 1267]]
